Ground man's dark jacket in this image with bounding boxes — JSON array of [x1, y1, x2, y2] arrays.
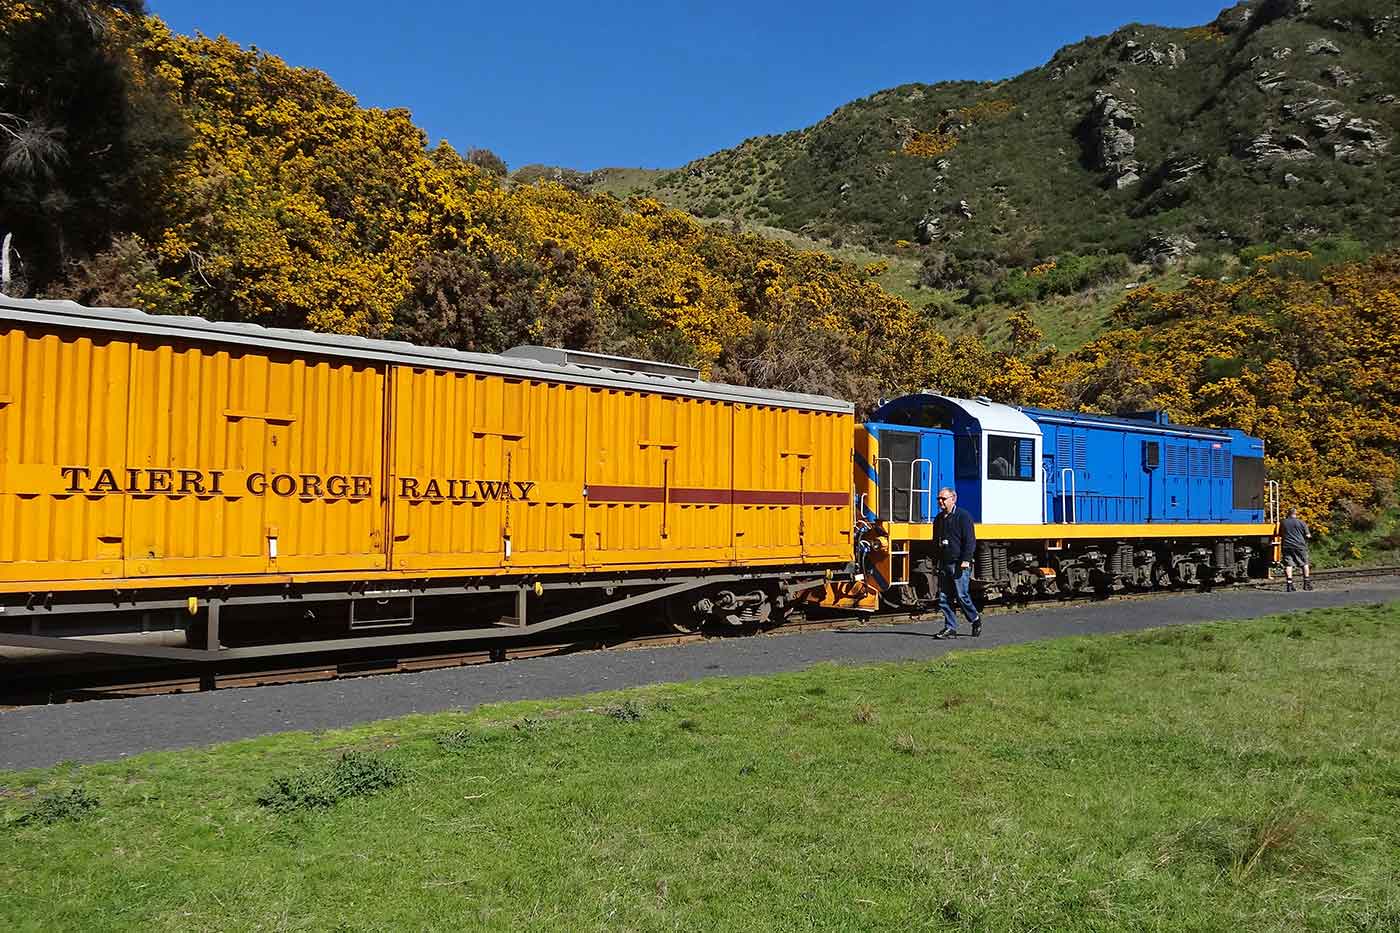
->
[[934, 505, 976, 566]]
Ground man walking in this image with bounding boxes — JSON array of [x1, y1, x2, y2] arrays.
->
[[932, 487, 981, 638], [1280, 507, 1313, 592]]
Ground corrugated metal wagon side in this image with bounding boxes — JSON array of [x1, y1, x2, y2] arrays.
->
[[0, 300, 857, 661]]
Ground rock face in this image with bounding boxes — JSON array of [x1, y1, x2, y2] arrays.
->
[[1270, 94, 1393, 165], [1138, 234, 1197, 266], [1306, 39, 1342, 55], [1119, 38, 1187, 68], [1333, 118, 1391, 163], [1238, 132, 1316, 162], [1161, 155, 1206, 187], [914, 209, 941, 244], [1084, 90, 1141, 188]]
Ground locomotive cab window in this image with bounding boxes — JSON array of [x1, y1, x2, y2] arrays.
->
[[987, 434, 1035, 481], [1232, 456, 1265, 509], [955, 434, 981, 480]]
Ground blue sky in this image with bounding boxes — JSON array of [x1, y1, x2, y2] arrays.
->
[[148, 0, 1231, 171]]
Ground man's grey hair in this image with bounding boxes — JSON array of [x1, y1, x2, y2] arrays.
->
[[1287, 507, 1299, 517], [938, 487, 957, 498]]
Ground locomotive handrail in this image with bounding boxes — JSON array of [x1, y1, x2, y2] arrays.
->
[[910, 458, 933, 523], [1059, 468, 1077, 523], [1267, 480, 1280, 525]]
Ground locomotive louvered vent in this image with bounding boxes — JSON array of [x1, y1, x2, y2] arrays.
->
[[1072, 434, 1087, 469], [1018, 440, 1034, 476], [502, 346, 701, 381], [1190, 448, 1209, 477], [1056, 433, 1072, 466], [1166, 446, 1188, 475], [1211, 448, 1230, 478]]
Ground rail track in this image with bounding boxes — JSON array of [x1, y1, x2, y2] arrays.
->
[[4, 565, 1396, 709]]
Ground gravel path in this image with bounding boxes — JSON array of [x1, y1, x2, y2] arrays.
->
[[3, 579, 1397, 771]]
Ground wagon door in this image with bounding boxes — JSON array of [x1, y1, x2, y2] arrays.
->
[[258, 354, 386, 574], [583, 389, 732, 568], [123, 345, 387, 578], [732, 404, 849, 564], [0, 326, 130, 584], [391, 369, 518, 572]]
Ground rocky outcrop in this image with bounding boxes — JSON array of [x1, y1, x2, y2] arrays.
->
[[1083, 91, 1141, 188], [1305, 39, 1341, 56], [1238, 131, 1316, 162], [1160, 155, 1206, 187], [1138, 234, 1197, 266], [915, 209, 941, 244], [1332, 118, 1390, 164], [1247, 46, 1293, 63], [1274, 94, 1392, 164], [1119, 39, 1186, 68]]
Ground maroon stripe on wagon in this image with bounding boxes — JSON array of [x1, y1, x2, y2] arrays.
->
[[585, 485, 848, 506]]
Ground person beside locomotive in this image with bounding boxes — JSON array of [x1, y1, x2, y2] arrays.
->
[[932, 487, 982, 638], [1279, 508, 1313, 592]]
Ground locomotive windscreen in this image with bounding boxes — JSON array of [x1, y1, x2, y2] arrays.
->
[[1232, 456, 1266, 510]]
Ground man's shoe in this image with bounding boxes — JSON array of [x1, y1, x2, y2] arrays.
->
[[1286, 581, 1296, 592], [936, 627, 958, 639], [1303, 579, 1314, 591], [971, 619, 982, 637]]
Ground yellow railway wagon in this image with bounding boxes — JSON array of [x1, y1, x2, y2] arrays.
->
[[0, 298, 854, 661]]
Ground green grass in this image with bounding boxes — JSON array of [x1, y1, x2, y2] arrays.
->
[[4, 604, 1400, 931]]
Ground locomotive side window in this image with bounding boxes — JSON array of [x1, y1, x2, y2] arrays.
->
[[987, 434, 1034, 481], [1142, 440, 1161, 470], [955, 434, 981, 480], [1232, 456, 1265, 509]]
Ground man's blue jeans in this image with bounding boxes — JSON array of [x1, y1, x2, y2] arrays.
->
[[937, 564, 979, 632]]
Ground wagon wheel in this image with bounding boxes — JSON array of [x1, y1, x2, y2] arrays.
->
[[663, 594, 704, 635]]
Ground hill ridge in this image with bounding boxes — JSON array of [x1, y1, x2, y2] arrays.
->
[[586, 0, 1397, 270]]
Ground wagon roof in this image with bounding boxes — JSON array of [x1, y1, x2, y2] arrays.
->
[[0, 297, 853, 414]]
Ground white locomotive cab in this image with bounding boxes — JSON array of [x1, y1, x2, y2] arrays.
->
[[950, 397, 1045, 525]]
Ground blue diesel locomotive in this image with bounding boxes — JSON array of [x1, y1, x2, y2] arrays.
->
[[847, 393, 1279, 605]]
